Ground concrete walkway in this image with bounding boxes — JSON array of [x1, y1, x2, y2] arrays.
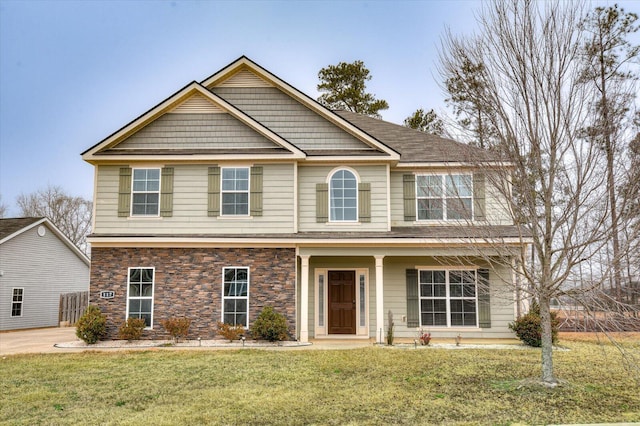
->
[[1, 327, 523, 355]]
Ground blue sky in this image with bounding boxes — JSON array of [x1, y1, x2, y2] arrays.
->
[[0, 0, 636, 216]]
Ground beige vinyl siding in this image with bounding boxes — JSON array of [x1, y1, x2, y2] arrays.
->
[[94, 163, 295, 234], [0, 226, 89, 331], [115, 113, 280, 150], [217, 69, 273, 88], [211, 87, 374, 151], [298, 165, 389, 232], [390, 171, 514, 226]]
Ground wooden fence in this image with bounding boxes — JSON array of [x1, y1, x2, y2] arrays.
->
[[59, 291, 89, 325]]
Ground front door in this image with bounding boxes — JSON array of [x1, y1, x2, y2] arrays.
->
[[328, 270, 356, 334]]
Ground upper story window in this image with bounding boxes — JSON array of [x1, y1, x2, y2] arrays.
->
[[132, 168, 160, 216], [416, 174, 472, 220], [221, 167, 249, 216], [330, 169, 358, 222]]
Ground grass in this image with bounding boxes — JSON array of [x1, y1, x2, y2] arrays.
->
[[1, 334, 638, 425]]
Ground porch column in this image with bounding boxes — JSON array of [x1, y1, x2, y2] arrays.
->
[[375, 255, 385, 343], [299, 255, 310, 343]]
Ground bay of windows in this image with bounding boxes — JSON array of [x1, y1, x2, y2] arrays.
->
[[416, 174, 472, 220], [419, 269, 477, 327]]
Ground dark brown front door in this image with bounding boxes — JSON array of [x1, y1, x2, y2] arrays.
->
[[328, 270, 356, 334]]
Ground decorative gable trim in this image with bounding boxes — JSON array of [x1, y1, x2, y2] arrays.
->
[[81, 82, 306, 162], [168, 93, 224, 114], [217, 68, 273, 88]]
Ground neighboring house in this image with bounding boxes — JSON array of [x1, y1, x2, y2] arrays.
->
[[82, 56, 527, 341], [0, 217, 90, 331]]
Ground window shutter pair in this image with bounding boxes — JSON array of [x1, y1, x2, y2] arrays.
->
[[207, 165, 263, 217], [315, 182, 371, 223], [405, 268, 492, 329], [118, 167, 174, 217], [402, 173, 486, 221]]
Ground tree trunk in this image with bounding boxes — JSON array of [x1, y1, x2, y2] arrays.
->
[[539, 293, 557, 386]]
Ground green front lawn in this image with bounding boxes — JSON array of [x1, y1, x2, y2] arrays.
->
[[1, 335, 638, 425]]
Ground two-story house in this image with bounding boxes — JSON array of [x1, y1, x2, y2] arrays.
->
[[82, 56, 525, 342]]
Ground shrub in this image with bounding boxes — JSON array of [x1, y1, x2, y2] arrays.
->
[[418, 330, 431, 346], [386, 310, 394, 345], [76, 305, 107, 344], [118, 318, 146, 341], [216, 322, 245, 342], [250, 306, 289, 342], [509, 301, 559, 347], [161, 317, 192, 342]]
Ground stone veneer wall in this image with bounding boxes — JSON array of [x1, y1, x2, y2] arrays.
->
[[90, 247, 296, 340]]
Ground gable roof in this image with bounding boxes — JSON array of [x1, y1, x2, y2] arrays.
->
[[82, 82, 306, 162], [0, 217, 90, 266], [334, 111, 499, 165]]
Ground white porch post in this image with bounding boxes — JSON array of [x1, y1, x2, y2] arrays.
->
[[375, 255, 385, 343], [300, 255, 310, 343]]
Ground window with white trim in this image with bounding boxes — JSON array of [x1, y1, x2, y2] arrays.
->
[[132, 168, 160, 216], [221, 167, 249, 215], [416, 174, 472, 220], [222, 267, 249, 326], [127, 268, 154, 327], [330, 169, 357, 221], [11, 288, 23, 317], [419, 270, 477, 327]]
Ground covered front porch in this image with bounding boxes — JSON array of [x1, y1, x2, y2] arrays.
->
[[295, 246, 518, 343]]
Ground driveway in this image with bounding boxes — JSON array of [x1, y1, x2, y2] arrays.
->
[[0, 327, 79, 355]]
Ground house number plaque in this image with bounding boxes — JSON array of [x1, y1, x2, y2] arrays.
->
[[100, 291, 115, 299]]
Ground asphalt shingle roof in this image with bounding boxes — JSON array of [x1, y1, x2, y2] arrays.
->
[[0, 217, 43, 241]]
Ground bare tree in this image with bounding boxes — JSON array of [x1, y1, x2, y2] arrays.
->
[[17, 185, 92, 255], [439, 0, 618, 386], [0, 194, 7, 218], [579, 4, 639, 302]]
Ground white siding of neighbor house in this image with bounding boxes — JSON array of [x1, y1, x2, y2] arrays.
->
[[297, 165, 389, 232], [93, 163, 295, 235], [298, 253, 515, 339], [389, 171, 514, 226], [0, 225, 89, 331]]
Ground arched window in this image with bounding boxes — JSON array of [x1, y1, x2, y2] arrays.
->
[[330, 169, 358, 221]]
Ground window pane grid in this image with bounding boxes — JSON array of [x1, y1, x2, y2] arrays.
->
[[128, 268, 154, 327], [417, 174, 473, 221], [418, 270, 478, 328], [131, 169, 160, 216], [330, 169, 357, 222], [221, 168, 249, 216], [223, 267, 249, 327], [11, 288, 23, 317]]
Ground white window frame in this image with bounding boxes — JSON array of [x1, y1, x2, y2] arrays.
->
[[328, 167, 359, 223], [11, 288, 24, 317], [221, 267, 250, 327], [221, 167, 250, 216], [418, 268, 478, 328], [131, 168, 161, 217], [416, 173, 473, 221], [126, 267, 155, 329]]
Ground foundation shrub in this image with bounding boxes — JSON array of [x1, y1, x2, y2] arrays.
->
[[216, 322, 246, 342], [118, 318, 146, 341], [161, 317, 192, 342], [509, 301, 559, 347], [76, 305, 107, 344], [250, 306, 289, 342]]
